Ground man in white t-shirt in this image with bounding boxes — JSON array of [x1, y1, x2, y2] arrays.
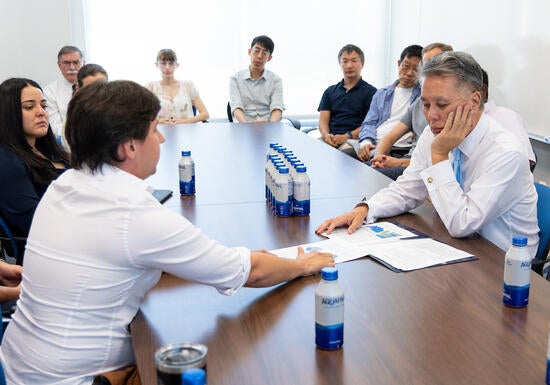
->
[[481, 68, 536, 171], [357, 45, 423, 162], [43, 46, 84, 141]]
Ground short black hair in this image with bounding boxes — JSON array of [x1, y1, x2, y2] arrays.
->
[[77, 64, 108, 88], [481, 68, 489, 87], [251, 35, 275, 54], [338, 44, 365, 64], [65, 80, 160, 172], [399, 44, 423, 62]]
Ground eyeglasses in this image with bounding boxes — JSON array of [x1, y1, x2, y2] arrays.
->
[[251, 47, 270, 58], [60, 60, 82, 67], [157, 61, 177, 67]]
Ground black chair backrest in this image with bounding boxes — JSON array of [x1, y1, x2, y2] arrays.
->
[[227, 102, 233, 122], [0, 215, 26, 265]]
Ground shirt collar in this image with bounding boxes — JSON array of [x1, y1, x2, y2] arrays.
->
[[457, 113, 489, 158], [82, 164, 154, 193], [246, 68, 266, 81], [339, 77, 363, 91]]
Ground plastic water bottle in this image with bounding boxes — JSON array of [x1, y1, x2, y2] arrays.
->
[[274, 166, 293, 217], [315, 267, 344, 350], [182, 368, 206, 385], [265, 154, 278, 200], [546, 324, 550, 385], [270, 160, 284, 210], [293, 165, 310, 216], [179, 150, 195, 195], [267, 142, 279, 159], [503, 236, 531, 307]]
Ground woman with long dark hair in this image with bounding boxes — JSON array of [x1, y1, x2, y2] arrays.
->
[[0, 78, 69, 242]]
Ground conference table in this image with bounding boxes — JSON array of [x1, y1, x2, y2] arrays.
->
[[133, 122, 550, 385]]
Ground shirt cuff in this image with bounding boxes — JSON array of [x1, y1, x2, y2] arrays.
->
[[419, 160, 456, 192], [216, 247, 251, 296], [354, 199, 376, 224]]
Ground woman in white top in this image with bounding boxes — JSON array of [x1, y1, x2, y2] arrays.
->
[[146, 49, 209, 124]]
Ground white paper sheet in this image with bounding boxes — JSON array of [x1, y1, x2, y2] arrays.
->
[[270, 222, 476, 272]]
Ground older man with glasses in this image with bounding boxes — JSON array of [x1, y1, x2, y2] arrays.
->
[[44, 45, 85, 144]]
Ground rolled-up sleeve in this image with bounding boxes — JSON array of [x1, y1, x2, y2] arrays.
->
[[229, 73, 244, 113], [269, 76, 284, 113], [129, 206, 251, 296]]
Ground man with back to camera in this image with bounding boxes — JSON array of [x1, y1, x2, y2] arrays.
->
[[44, 45, 85, 141], [76, 63, 108, 90], [0, 80, 333, 384], [357, 44, 423, 162], [317, 44, 377, 159], [229, 35, 284, 122], [370, 43, 454, 179], [317, 51, 539, 257]]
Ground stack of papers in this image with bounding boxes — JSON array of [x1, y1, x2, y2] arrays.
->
[[271, 222, 477, 272]]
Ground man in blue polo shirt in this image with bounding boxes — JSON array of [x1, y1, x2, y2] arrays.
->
[[317, 44, 377, 158]]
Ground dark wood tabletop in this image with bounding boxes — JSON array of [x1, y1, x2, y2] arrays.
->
[[134, 122, 550, 385]]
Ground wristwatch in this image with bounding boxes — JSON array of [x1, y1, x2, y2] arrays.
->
[[346, 131, 353, 139]]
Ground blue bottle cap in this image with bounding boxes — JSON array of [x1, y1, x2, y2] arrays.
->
[[321, 267, 338, 281], [182, 150, 191, 156], [181, 368, 206, 385], [296, 165, 307, 173], [512, 237, 527, 247], [279, 167, 289, 174]]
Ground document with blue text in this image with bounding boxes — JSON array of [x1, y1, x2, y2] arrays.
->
[[270, 222, 477, 272]]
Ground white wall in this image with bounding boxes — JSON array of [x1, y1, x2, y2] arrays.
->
[[0, 0, 85, 87], [388, 0, 550, 141], [2, 0, 549, 181], [387, 0, 550, 183]]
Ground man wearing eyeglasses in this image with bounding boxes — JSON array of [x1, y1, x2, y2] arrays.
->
[[229, 35, 284, 122], [44, 46, 85, 143]]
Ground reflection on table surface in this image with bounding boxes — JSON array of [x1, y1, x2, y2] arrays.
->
[[133, 122, 550, 385]]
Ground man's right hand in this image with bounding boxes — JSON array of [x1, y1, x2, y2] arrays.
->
[[315, 205, 369, 235], [358, 143, 376, 161], [322, 134, 337, 147]]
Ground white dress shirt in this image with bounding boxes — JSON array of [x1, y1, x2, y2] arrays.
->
[[0, 166, 251, 385], [44, 77, 74, 139], [364, 114, 539, 256], [484, 99, 536, 163], [229, 69, 284, 121]]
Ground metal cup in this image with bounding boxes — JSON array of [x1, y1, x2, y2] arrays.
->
[[155, 343, 208, 385]]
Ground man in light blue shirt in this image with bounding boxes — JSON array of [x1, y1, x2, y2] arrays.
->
[[357, 45, 423, 161], [229, 35, 284, 122]]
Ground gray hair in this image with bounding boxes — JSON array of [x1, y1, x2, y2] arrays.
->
[[57, 45, 84, 61], [422, 42, 453, 56], [421, 51, 483, 94]]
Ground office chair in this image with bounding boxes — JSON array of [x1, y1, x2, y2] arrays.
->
[[227, 102, 233, 122], [531, 183, 550, 276], [192, 105, 208, 123], [226, 101, 301, 129], [0, 355, 5, 385], [0, 215, 25, 266]]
